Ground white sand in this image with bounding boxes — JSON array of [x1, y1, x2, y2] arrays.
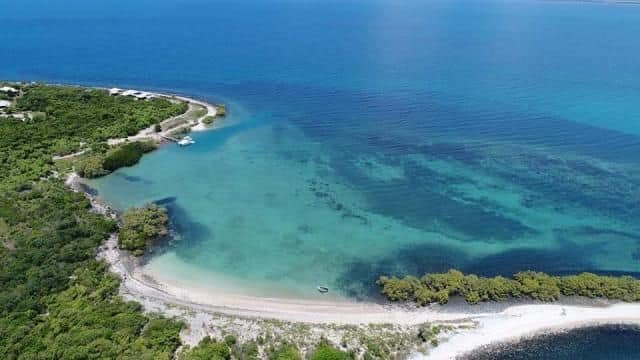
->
[[171, 94, 218, 132], [101, 235, 467, 325], [424, 303, 640, 359]]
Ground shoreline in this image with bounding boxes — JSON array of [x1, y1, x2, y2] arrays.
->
[[105, 89, 221, 146], [424, 303, 640, 359], [104, 231, 640, 357], [61, 87, 640, 357]]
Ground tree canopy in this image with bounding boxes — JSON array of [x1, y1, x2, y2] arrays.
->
[[0, 84, 186, 187], [0, 84, 186, 359], [379, 269, 640, 305], [119, 204, 169, 256]]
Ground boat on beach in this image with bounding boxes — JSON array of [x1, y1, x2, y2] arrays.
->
[[317, 286, 329, 293]]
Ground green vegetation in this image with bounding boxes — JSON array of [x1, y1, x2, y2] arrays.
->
[[0, 179, 184, 359], [0, 84, 186, 187], [309, 341, 352, 360], [181, 338, 348, 360], [119, 204, 169, 256], [202, 115, 216, 125], [180, 337, 231, 360], [216, 104, 227, 116], [75, 153, 108, 178], [0, 83, 186, 358], [15, 85, 187, 140], [417, 325, 441, 347], [379, 269, 640, 305], [269, 343, 302, 360], [178, 335, 260, 360], [103, 141, 156, 171], [74, 141, 156, 179], [192, 107, 208, 119], [235, 341, 260, 360]]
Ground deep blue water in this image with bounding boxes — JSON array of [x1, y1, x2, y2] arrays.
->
[[3, 0, 640, 357], [466, 325, 640, 360]]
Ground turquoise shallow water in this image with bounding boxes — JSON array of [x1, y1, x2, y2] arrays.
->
[[3, 0, 640, 301], [88, 94, 640, 299]]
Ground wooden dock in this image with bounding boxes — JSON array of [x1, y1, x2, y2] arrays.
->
[[160, 134, 179, 143]]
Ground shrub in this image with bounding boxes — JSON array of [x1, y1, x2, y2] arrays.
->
[[223, 335, 237, 346], [216, 104, 227, 116], [379, 269, 640, 305], [202, 116, 216, 125], [270, 343, 302, 360], [103, 141, 155, 171], [180, 337, 231, 360], [235, 341, 259, 360], [309, 341, 352, 360], [75, 154, 107, 178], [118, 204, 169, 255]]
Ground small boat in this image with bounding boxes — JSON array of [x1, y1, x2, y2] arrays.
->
[[317, 286, 329, 293], [177, 135, 195, 146]]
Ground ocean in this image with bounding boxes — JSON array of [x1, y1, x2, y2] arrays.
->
[[466, 325, 640, 360], [2, 0, 640, 357]]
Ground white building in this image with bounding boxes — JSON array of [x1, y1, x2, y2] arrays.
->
[[134, 92, 152, 100], [117, 89, 154, 100], [0, 86, 19, 95], [0, 100, 11, 108], [121, 89, 139, 97]]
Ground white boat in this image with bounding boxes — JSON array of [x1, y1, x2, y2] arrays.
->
[[177, 136, 195, 146], [317, 286, 329, 293]]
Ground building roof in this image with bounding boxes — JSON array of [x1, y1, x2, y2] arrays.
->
[[109, 88, 122, 95], [121, 90, 139, 96], [134, 92, 151, 99], [0, 86, 18, 93], [0, 100, 12, 107]]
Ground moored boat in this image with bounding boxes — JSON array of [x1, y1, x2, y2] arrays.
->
[[178, 135, 195, 146]]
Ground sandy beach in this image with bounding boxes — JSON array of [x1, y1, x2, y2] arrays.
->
[[92, 226, 640, 357], [109, 238, 640, 358]]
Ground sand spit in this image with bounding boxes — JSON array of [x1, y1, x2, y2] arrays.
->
[[423, 302, 640, 359]]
